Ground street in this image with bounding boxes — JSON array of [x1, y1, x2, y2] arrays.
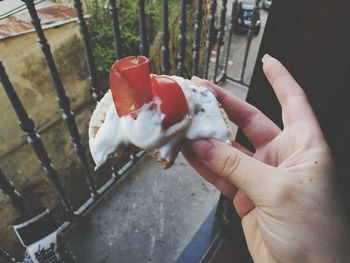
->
[[227, 8, 269, 84], [212, 0, 270, 85]]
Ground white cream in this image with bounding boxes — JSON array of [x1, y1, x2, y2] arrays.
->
[[89, 76, 231, 168]]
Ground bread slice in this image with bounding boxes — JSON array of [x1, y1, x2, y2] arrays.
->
[[89, 90, 233, 169]]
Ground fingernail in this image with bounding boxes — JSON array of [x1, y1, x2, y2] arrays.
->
[[262, 53, 272, 64], [189, 140, 215, 161]]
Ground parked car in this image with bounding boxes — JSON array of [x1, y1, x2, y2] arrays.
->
[[263, 0, 272, 9], [234, 3, 261, 36]]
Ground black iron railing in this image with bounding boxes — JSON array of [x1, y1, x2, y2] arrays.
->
[[0, 168, 31, 218], [222, 0, 239, 81], [177, 0, 187, 77], [72, 0, 102, 102], [161, 0, 171, 75], [240, 0, 261, 82], [138, 0, 149, 57], [0, 61, 76, 218], [192, 0, 203, 77], [108, 0, 123, 59], [213, 0, 227, 82], [204, 0, 217, 79], [0, 0, 264, 258], [24, 0, 99, 200]]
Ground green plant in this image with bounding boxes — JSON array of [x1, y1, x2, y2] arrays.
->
[[149, 1, 207, 78], [87, 0, 208, 85], [88, 0, 161, 83]]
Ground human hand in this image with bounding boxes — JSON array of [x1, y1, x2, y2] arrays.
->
[[183, 55, 350, 263]]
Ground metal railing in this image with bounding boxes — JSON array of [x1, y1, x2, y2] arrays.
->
[[0, 0, 263, 258]]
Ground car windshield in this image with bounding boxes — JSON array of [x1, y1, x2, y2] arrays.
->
[[243, 10, 253, 18]]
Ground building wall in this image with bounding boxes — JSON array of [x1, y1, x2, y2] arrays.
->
[[0, 21, 96, 258], [0, 22, 90, 154]]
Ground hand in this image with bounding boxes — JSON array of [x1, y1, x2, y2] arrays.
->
[[183, 55, 350, 263]]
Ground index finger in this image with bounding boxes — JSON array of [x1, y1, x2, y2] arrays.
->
[[262, 55, 320, 131]]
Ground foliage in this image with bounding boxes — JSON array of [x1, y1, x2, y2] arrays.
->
[[149, 1, 207, 78], [86, 0, 208, 85], [88, 0, 161, 79]]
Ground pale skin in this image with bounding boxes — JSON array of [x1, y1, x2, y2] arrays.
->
[[183, 55, 350, 263]]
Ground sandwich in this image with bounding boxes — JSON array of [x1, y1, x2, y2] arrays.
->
[[88, 56, 232, 169]]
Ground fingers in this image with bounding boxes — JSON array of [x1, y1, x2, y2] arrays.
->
[[194, 79, 281, 148], [182, 141, 254, 199], [181, 147, 238, 199], [231, 140, 254, 157], [183, 142, 256, 217], [262, 55, 320, 131], [233, 189, 255, 218], [188, 139, 276, 201]]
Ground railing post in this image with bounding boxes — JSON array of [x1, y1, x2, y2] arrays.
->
[[241, 0, 260, 82], [22, 0, 99, 198], [161, 0, 171, 75], [0, 248, 15, 263], [108, 0, 123, 59], [72, 0, 102, 102], [222, 0, 239, 81], [138, 0, 149, 57], [0, 168, 32, 217], [0, 61, 76, 219], [203, 0, 217, 79], [177, 0, 187, 77], [213, 0, 228, 83], [192, 0, 203, 77]]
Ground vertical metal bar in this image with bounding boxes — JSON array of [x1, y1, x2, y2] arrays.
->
[[177, 0, 187, 77], [0, 168, 32, 217], [241, 0, 260, 82], [213, 0, 228, 83], [222, 0, 238, 80], [138, 0, 149, 56], [203, 0, 217, 79], [108, 0, 123, 59], [192, 0, 203, 77], [0, 248, 15, 263], [161, 0, 171, 75], [23, 0, 98, 198], [0, 61, 76, 218], [72, 0, 102, 102]]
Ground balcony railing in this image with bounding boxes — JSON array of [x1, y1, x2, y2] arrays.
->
[[0, 0, 263, 261]]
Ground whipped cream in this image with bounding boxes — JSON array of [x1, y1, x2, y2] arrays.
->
[[89, 76, 231, 168]]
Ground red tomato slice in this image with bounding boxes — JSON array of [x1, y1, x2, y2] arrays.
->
[[151, 75, 189, 129], [109, 56, 189, 128], [109, 56, 153, 117]]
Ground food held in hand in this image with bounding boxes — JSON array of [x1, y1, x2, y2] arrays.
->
[[89, 56, 232, 169]]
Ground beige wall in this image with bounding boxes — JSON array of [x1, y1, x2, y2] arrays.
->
[[0, 21, 98, 258], [0, 22, 90, 155]]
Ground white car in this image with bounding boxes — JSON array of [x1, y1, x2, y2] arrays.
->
[[263, 0, 272, 9]]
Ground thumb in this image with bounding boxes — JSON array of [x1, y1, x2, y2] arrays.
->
[[188, 139, 276, 201]]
